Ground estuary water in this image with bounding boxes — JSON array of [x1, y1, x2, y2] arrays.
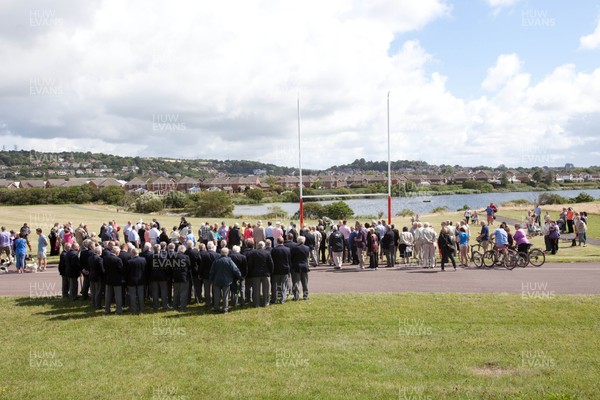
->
[[234, 188, 600, 217]]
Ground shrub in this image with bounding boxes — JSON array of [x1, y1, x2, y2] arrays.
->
[[432, 206, 448, 214], [135, 192, 164, 213], [396, 209, 415, 217], [571, 192, 594, 203], [323, 201, 354, 220], [246, 188, 264, 202], [538, 193, 568, 205], [190, 190, 233, 217]]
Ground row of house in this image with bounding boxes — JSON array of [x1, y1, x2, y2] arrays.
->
[[3, 170, 599, 194]]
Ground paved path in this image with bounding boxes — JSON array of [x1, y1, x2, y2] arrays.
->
[[2, 262, 599, 296]]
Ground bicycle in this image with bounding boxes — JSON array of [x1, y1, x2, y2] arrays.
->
[[515, 244, 546, 268], [469, 243, 484, 268], [482, 246, 518, 270]]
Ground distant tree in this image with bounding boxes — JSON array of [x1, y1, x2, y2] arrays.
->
[[500, 172, 509, 187], [135, 192, 164, 213], [246, 188, 264, 202], [323, 201, 353, 220], [191, 190, 233, 217], [164, 190, 188, 208]]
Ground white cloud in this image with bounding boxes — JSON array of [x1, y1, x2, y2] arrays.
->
[[579, 19, 600, 50], [486, 0, 521, 15], [481, 54, 522, 91], [0, 0, 599, 169]]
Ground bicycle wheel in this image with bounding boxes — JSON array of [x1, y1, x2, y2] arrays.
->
[[482, 250, 495, 267], [517, 252, 529, 268], [471, 251, 484, 268], [504, 250, 518, 270], [528, 249, 545, 267]]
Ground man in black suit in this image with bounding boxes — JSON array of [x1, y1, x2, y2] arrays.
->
[[88, 246, 104, 309], [227, 223, 242, 249], [185, 240, 202, 304], [170, 244, 190, 311], [246, 240, 274, 307], [65, 243, 81, 301], [79, 239, 93, 300], [58, 243, 71, 299], [104, 246, 124, 314], [125, 248, 147, 313], [301, 226, 317, 267], [149, 244, 169, 310], [199, 242, 220, 307], [270, 237, 291, 304], [229, 245, 247, 307], [290, 236, 310, 301], [118, 243, 132, 308]]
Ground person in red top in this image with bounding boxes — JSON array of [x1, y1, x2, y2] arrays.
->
[[566, 207, 575, 234]]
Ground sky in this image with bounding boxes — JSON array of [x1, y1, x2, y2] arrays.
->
[[0, 0, 599, 170]]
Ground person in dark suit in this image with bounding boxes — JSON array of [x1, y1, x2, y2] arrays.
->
[[209, 247, 241, 313], [104, 246, 124, 314], [328, 226, 344, 269], [149, 244, 169, 310], [301, 226, 318, 267], [66, 243, 81, 301], [88, 246, 105, 309], [118, 243, 132, 307], [185, 240, 202, 304], [125, 248, 147, 313], [270, 237, 291, 303], [229, 245, 247, 307], [79, 239, 93, 300], [290, 236, 310, 301], [199, 242, 220, 307], [246, 241, 274, 307], [381, 226, 396, 268], [170, 244, 190, 311], [227, 223, 242, 249], [58, 243, 71, 299], [139, 242, 154, 301]]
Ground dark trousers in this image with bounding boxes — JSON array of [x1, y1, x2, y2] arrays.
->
[[61, 275, 69, 299], [81, 275, 90, 299], [249, 276, 270, 307], [173, 281, 189, 310], [292, 271, 309, 300], [319, 245, 327, 263], [69, 277, 79, 300], [544, 236, 552, 252], [440, 252, 457, 270], [567, 220, 574, 234], [351, 245, 359, 264], [202, 279, 212, 306], [550, 238, 559, 255], [91, 281, 103, 309], [150, 280, 169, 310], [128, 285, 145, 313], [213, 285, 231, 311], [270, 274, 289, 303], [189, 275, 202, 303], [105, 285, 123, 314], [369, 252, 378, 269]]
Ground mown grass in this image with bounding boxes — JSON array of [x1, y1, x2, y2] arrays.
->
[[1, 293, 599, 399]]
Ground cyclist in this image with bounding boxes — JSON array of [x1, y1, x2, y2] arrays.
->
[[478, 221, 490, 251], [513, 223, 531, 254], [491, 224, 509, 257]]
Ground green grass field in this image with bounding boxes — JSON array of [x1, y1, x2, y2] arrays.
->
[[1, 294, 599, 399]]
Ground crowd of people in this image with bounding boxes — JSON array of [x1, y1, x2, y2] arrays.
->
[[0, 203, 590, 312]]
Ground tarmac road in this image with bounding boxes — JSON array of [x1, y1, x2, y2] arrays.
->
[[2, 262, 599, 297]]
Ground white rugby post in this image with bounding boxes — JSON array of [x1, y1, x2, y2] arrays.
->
[[298, 94, 304, 226], [297, 92, 393, 225], [387, 91, 392, 224]]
